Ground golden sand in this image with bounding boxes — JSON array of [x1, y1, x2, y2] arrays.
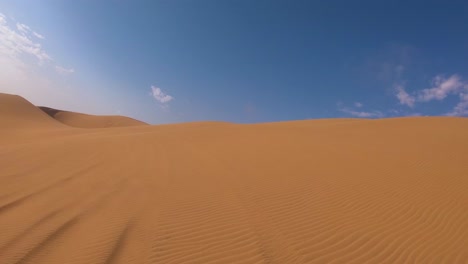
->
[[1, 92, 468, 263]]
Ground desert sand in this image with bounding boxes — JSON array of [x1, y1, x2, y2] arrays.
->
[[1, 92, 468, 263]]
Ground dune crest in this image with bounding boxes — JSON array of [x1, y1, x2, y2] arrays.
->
[[39, 106, 147, 128], [0, 93, 63, 129], [1, 93, 468, 263]]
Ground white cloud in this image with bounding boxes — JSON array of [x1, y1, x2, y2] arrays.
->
[[0, 12, 88, 114], [55, 66, 75, 74], [395, 84, 415, 107], [33, 31, 45, 39], [151, 86, 173, 104], [338, 104, 383, 118], [354, 102, 363, 108], [447, 93, 468, 116], [16, 23, 30, 34], [16, 22, 44, 39], [348, 110, 382, 118], [343, 109, 383, 118], [418, 75, 463, 101], [0, 14, 51, 62], [371, 47, 468, 116], [393, 74, 468, 116]]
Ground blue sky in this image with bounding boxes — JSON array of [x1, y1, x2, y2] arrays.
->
[[1, 0, 467, 124]]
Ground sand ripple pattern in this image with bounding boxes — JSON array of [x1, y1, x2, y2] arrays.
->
[[1, 106, 468, 263]]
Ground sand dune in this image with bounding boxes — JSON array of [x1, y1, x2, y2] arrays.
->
[[39, 106, 147, 128], [1, 93, 468, 263], [0, 93, 63, 129]]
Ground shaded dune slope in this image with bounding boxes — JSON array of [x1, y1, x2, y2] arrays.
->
[[39, 106, 147, 128], [1, 93, 468, 263]]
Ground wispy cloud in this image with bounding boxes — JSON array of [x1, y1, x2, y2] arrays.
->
[[366, 50, 418, 109], [338, 103, 383, 118], [392, 74, 468, 116], [342, 109, 383, 118], [0, 13, 51, 62], [344, 45, 468, 117], [151, 86, 174, 107], [16, 23, 30, 34], [447, 93, 468, 116], [55, 66, 75, 74], [395, 84, 415, 107], [0, 12, 87, 113], [417, 75, 464, 101], [16, 22, 44, 39], [33, 31, 45, 39]]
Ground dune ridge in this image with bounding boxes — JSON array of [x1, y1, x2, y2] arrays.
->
[[39, 106, 147, 128], [0, 93, 63, 129], [1, 93, 468, 263]]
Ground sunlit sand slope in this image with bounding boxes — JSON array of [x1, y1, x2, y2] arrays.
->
[[1, 93, 468, 263], [0, 93, 62, 129]]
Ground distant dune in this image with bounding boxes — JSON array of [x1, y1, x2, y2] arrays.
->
[[1, 92, 468, 263], [39, 106, 147, 128], [0, 93, 146, 129]]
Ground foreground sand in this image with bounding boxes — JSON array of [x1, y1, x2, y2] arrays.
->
[[1, 93, 468, 263]]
